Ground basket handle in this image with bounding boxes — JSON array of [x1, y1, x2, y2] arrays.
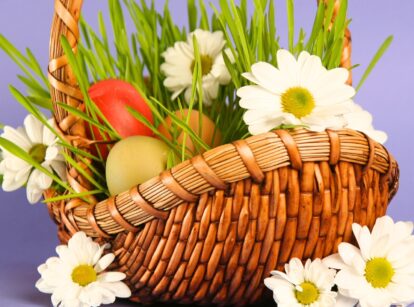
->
[[49, 0, 84, 137]]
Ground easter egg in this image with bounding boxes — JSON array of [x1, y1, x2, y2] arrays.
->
[[106, 136, 171, 195], [157, 109, 221, 155], [88, 79, 154, 159]]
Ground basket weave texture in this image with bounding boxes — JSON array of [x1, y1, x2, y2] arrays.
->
[[46, 0, 399, 305]]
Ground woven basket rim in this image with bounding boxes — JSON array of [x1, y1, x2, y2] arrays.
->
[[47, 127, 398, 237]]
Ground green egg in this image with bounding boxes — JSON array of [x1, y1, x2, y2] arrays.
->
[[106, 136, 171, 195]]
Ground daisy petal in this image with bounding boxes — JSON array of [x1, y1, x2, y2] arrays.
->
[[2, 169, 30, 191], [101, 281, 131, 298], [323, 253, 347, 270], [98, 272, 126, 282], [24, 114, 44, 144], [250, 61, 291, 94], [276, 49, 299, 81], [95, 253, 115, 273], [2, 126, 32, 150]]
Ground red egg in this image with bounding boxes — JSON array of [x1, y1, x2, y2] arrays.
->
[[87, 79, 154, 159]]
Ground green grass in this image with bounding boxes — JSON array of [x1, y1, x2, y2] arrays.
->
[[0, 0, 393, 202]]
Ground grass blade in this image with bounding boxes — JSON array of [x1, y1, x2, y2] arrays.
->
[[61, 151, 109, 195], [356, 35, 393, 91], [286, 0, 294, 53], [43, 190, 102, 203], [305, 1, 325, 52], [187, 0, 197, 31], [56, 103, 119, 139]]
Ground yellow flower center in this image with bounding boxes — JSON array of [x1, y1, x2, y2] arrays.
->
[[295, 281, 320, 305], [29, 144, 47, 163], [71, 265, 97, 287], [365, 258, 394, 288], [191, 54, 213, 76], [281, 86, 315, 119]]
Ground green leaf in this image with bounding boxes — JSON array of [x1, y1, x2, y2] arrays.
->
[[17, 75, 49, 98], [25, 48, 49, 87], [356, 35, 393, 92], [61, 151, 109, 195], [80, 17, 92, 49], [305, 1, 325, 52], [215, 0, 252, 70], [276, 124, 308, 130], [77, 155, 106, 182], [198, 0, 210, 30], [286, 0, 295, 53], [210, 5, 241, 72], [98, 11, 110, 53], [294, 28, 306, 53], [150, 98, 210, 151], [43, 190, 102, 203], [9, 85, 49, 125], [266, 0, 278, 65], [222, 50, 240, 88], [327, 37, 344, 69], [166, 150, 179, 170], [0, 35, 37, 80], [252, 0, 265, 61], [56, 103, 119, 139], [323, 0, 336, 39], [333, 0, 348, 41], [187, 0, 197, 31], [0, 35, 50, 100], [15, 74, 52, 112], [238, 0, 248, 28], [27, 96, 53, 110], [78, 45, 106, 81], [127, 106, 183, 156], [349, 63, 360, 70], [315, 30, 324, 58]]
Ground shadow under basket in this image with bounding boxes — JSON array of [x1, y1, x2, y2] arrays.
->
[[45, 1, 399, 305]]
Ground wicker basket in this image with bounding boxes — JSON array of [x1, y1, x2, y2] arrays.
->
[[45, 0, 399, 305]]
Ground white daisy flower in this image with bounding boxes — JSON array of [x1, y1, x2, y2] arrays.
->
[[237, 49, 355, 135], [324, 216, 414, 307], [264, 258, 339, 306], [161, 28, 233, 106], [36, 232, 131, 307], [0, 114, 66, 204], [340, 102, 387, 144]]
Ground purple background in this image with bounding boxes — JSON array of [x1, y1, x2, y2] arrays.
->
[[1, 0, 414, 306]]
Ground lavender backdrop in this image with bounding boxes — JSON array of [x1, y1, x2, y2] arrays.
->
[[0, 0, 413, 306]]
